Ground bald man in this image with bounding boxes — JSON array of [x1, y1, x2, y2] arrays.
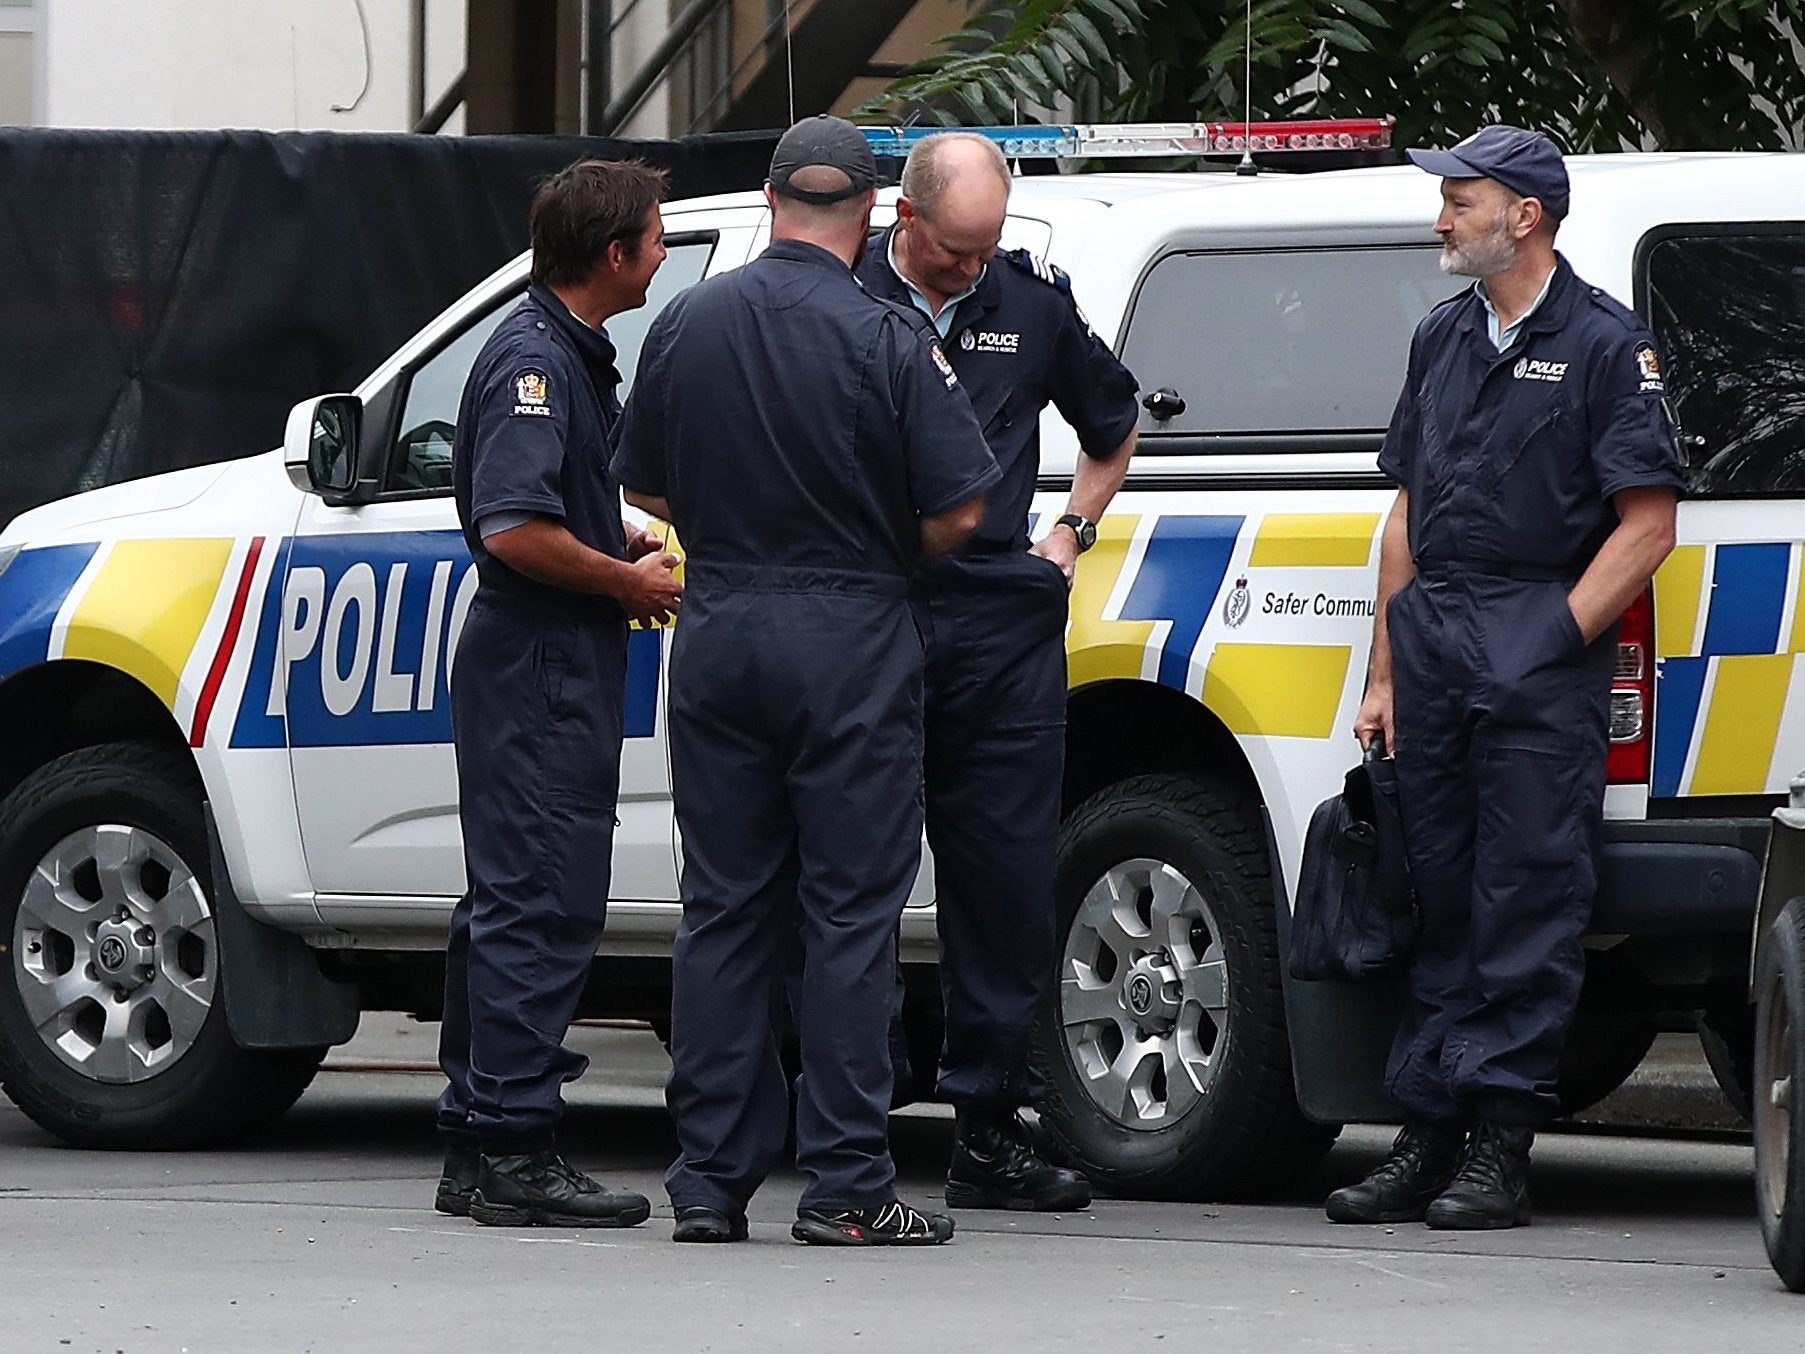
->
[[856, 133, 1140, 1212]]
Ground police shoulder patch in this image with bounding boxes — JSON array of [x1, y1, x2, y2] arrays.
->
[[928, 340, 960, 390], [1633, 342, 1665, 395], [510, 367, 555, 418]]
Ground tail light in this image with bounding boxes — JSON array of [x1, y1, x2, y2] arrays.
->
[[1607, 586, 1654, 785]]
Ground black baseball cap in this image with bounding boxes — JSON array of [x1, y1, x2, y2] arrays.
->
[[1407, 125, 1570, 220], [768, 115, 877, 205]]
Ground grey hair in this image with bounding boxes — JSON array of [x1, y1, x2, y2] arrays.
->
[[900, 133, 1011, 217]]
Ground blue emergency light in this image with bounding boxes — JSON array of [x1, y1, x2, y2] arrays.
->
[[861, 118, 1394, 160]]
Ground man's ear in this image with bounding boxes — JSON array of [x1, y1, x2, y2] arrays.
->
[[1513, 195, 1545, 241], [604, 237, 630, 273], [896, 196, 916, 227]]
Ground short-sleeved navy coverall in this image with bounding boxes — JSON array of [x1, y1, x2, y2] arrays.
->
[[1378, 256, 1684, 1127], [856, 231, 1140, 1108], [612, 239, 999, 1213], [438, 284, 632, 1154]]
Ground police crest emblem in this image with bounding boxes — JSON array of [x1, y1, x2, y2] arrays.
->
[[1634, 343, 1664, 394], [1223, 577, 1251, 629], [515, 371, 549, 405]]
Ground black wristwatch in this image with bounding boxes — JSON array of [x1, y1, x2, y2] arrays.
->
[[1054, 513, 1098, 552]]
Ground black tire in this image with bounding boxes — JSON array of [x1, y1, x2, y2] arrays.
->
[[1698, 1003, 1756, 1122], [1553, 1018, 1656, 1117], [1753, 896, 1805, 1292], [0, 742, 323, 1149], [1033, 774, 1338, 1201], [1552, 953, 1658, 1116]]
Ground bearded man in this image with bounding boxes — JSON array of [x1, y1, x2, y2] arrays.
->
[[1326, 126, 1681, 1230]]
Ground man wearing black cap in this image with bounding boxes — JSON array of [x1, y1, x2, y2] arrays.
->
[[1328, 126, 1681, 1230], [613, 115, 1000, 1247]]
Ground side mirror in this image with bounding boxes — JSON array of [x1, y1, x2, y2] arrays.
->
[[284, 394, 364, 503]]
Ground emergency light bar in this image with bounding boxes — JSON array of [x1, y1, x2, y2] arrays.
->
[[861, 117, 1394, 160]]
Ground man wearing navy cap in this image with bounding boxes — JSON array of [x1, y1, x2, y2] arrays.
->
[[615, 115, 999, 1247], [1328, 126, 1682, 1229]]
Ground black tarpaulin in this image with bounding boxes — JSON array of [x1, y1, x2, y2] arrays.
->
[[0, 128, 778, 528]]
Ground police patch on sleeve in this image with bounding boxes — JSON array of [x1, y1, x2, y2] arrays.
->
[[1633, 343, 1665, 395], [929, 341, 960, 390], [511, 368, 554, 418]]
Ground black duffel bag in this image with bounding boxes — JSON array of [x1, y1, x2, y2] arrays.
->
[[1288, 740, 1417, 982]]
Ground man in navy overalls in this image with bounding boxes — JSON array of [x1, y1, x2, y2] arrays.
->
[[1330, 127, 1682, 1229], [856, 132, 1139, 1212], [436, 159, 683, 1228], [614, 117, 999, 1247]]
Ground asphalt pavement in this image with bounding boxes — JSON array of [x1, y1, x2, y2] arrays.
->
[[0, 1019, 1795, 1354]]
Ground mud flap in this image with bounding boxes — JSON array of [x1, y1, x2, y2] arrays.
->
[[206, 806, 359, 1050]]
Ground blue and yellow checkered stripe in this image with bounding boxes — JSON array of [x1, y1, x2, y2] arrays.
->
[[1652, 542, 1805, 797], [1066, 510, 1381, 741]]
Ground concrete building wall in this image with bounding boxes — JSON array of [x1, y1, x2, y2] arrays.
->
[[0, 0, 43, 127], [38, 0, 466, 132]]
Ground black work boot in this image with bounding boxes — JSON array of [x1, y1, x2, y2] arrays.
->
[[672, 1205, 749, 1243], [1425, 1122, 1533, 1230], [1324, 1119, 1465, 1223], [792, 1199, 955, 1246], [433, 1143, 481, 1217], [945, 1107, 1092, 1212], [468, 1150, 652, 1228]]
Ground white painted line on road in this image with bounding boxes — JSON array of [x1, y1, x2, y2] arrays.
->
[[1352, 1257, 1450, 1290], [388, 1226, 621, 1249]]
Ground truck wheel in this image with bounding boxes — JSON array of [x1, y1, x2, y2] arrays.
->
[[1553, 954, 1656, 1116], [1753, 896, 1805, 1292], [0, 743, 323, 1148], [1698, 1004, 1756, 1122], [1033, 774, 1337, 1201]]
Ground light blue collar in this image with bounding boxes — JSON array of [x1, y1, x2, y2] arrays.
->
[[1478, 265, 1557, 353]]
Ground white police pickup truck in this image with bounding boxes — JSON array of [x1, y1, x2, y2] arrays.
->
[[3, 135, 1803, 1200]]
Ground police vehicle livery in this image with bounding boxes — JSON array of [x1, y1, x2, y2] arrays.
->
[[2, 146, 1802, 1199]]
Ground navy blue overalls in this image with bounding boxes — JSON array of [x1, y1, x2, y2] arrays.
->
[[612, 240, 998, 1212], [1378, 257, 1683, 1127], [437, 285, 632, 1155], [856, 232, 1139, 1108]]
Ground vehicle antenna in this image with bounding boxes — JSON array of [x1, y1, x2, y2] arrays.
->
[[784, 0, 795, 126], [1238, 0, 1257, 176]]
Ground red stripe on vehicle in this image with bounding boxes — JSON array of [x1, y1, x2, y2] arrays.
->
[[189, 536, 266, 748]]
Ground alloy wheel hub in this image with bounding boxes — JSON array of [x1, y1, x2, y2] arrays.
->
[[90, 917, 157, 994], [13, 824, 216, 1084], [1121, 953, 1181, 1034], [1058, 857, 1231, 1131]]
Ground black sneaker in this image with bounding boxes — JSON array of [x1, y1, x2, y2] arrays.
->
[[672, 1205, 749, 1243], [945, 1109, 1091, 1212], [434, 1143, 481, 1217], [1325, 1119, 1466, 1224], [467, 1150, 652, 1229], [1425, 1122, 1533, 1230], [792, 1200, 955, 1246]]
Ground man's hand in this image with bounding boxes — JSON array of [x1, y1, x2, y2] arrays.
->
[[620, 551, 684, 625], [1030, 526, 1079, 587], [1353, 677, 1394, 755], [625, 525, 666, 561]]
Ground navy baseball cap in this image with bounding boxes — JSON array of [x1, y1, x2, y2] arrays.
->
[[769, 115, 878, 205], [1407, 125, 1570, 220]]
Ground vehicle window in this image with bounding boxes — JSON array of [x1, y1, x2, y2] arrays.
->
[[382, 233, 718, 495], [1120, 247, 1459, 439], [1643, 229, 1805, 498]]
